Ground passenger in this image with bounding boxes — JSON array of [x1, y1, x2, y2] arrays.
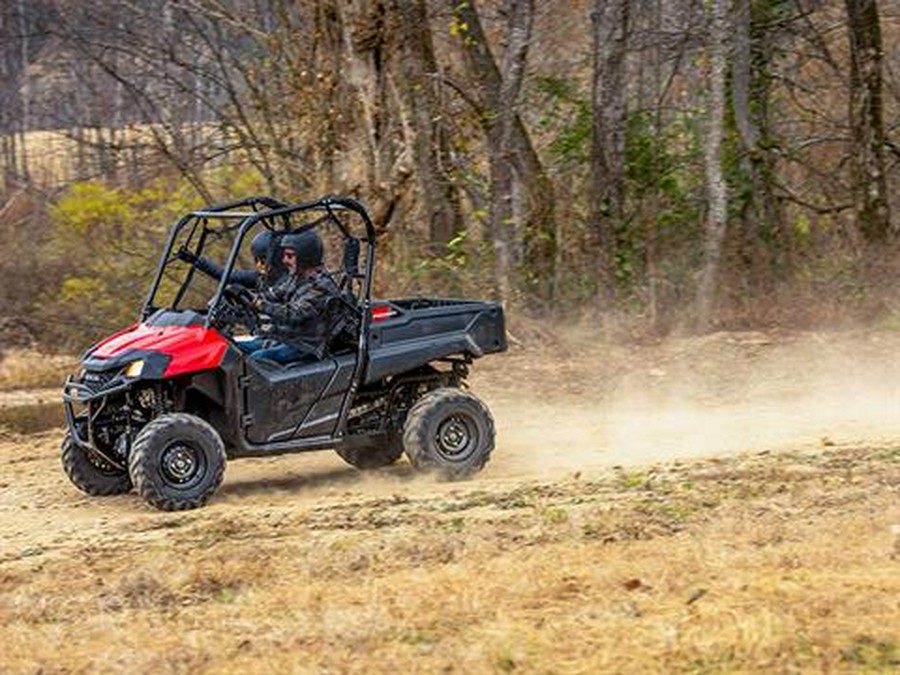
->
[[244, 229, 342, 365], [177, 229, 284, 296]]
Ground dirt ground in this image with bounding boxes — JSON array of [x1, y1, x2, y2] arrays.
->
[[0, 328, 898, 673]]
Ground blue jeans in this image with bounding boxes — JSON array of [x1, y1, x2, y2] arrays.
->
[[236, 338, 309, 365], [234, 337, 267, 354], [253, 344, 308, 364]]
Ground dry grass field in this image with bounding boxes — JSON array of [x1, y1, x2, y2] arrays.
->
[[1, 127, 198, 188], [1, 329, 898, 673], [0, 349, 77, 393]]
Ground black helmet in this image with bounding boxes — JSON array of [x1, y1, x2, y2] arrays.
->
[[249, 229, 286, 282], [250, 229, 277, 260], [282, 229, 324, 269]]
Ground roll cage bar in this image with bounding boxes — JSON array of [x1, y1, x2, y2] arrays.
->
[[141, 195, 377, 327]]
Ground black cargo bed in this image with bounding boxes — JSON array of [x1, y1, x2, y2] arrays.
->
[[363, 299, 506, 383]]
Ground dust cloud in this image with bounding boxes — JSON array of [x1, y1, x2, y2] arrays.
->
[[478, 330, 900, 479]]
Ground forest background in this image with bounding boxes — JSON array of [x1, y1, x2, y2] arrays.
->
[[0, 0, 898, 351]]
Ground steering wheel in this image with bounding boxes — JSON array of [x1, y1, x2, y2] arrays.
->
[[211, 284, 259, 332], [223, 283, 255, 307]]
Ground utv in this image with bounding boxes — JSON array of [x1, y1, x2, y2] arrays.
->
[[61, 196, 506, 511]]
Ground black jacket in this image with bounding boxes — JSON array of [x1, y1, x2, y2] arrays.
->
[[258, 268, 341, 358], [194, 257, 259, 289]]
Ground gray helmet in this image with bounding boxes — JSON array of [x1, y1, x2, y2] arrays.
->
[[282, 229, 324, 269]]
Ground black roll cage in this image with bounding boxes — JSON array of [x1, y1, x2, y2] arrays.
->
[[142, 195, 376, 327]]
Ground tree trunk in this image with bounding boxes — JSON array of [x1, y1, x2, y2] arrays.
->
[[510, 105, 556, 301], [845, 0, 890, 242], [490, 0, 534, 302], [16, 0, 29, 184], [340, 0, 411, 235], [732, 0, 765, 288], [0, 9, 10, 190], [696, 0, 729, 327], [732, 0, 785, 291], [645, 0, 663, 331], [451, 0, 554, 302], [391, 0, 462, 251], [589, 0, 629, 307]]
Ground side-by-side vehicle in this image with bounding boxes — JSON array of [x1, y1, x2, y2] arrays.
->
[[61, 196, 506, 510]]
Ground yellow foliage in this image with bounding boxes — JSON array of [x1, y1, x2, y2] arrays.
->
[[219, 166, 269, 198], [59, 276, 106, 302], [50, 182, 132, 237]]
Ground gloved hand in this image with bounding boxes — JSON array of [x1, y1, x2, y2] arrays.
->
[[176, 246, 198, 264], [223, 284, 259, 310], [251, 291, 265, 311]]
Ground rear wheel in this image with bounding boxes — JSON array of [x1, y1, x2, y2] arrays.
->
[[129, 413, 226, 511], [335, 431, 404, 470], [61, 432, 132, 496], [403, 388, 495, 479]]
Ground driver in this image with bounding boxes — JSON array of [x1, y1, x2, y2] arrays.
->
[[242, 229, 341, 365]]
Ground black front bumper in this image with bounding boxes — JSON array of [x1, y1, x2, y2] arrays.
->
[[62, 375, 131, 469]]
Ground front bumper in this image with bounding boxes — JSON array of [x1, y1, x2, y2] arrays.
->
[[62, 375, 130, 470]]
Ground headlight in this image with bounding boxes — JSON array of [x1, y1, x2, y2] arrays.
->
[[124, 360, 145, 378]]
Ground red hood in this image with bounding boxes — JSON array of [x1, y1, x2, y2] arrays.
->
[[89, 323, 231, 378]]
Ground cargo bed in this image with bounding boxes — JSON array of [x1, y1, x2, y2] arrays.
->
[[363, 299, 506, 383]]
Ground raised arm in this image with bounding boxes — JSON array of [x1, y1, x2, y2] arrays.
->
[[178, 247, 258, 287]]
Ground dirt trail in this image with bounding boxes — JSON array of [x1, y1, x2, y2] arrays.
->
[[1, 329, 898, 560], [1, 329, 899, 673]]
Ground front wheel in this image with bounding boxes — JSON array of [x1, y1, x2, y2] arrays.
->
[[129, 413, 226, 511], [61, 432, 132, 496], [403, 388, 495, 479]]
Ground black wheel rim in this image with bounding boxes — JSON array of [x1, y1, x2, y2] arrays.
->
[[72, 424, 125, 476], [159, 442, 207, 489], [434, 412, 479, 462], [86, 450, 125, 476]]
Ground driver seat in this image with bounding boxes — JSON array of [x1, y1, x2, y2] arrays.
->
[[322, 293, 361, 357]]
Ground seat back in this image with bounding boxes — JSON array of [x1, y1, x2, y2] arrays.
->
[[339, 237, 364, 294], [324, 293, 362, 356]]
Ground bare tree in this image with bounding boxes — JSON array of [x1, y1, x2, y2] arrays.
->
[[731, 0, 784, 286], [391, 0, 462, 250], [338, 0, 412, 234], [490, 0, 534, 302], [449, 0, 554, 301], [16, 0, 30, 183], [589, 0, 629, 306], [845, 0, 891, 242], [0, 7, 16, 188], [696, 0, 729, 325]]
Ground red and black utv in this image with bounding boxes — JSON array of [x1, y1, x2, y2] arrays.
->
[[61, 196, 506, 510]]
